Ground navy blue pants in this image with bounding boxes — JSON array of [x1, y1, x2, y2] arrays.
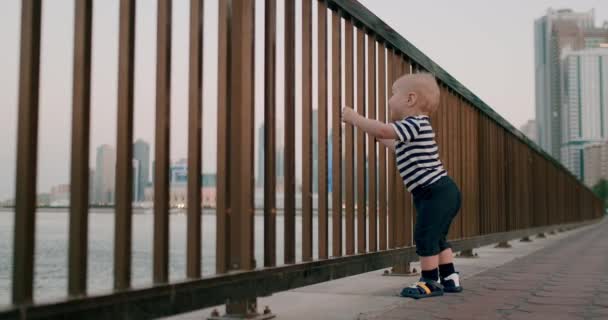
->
[[411, 176, 462, 257]]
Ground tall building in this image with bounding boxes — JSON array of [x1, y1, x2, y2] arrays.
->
[[560, 48, 608, 179], [133, 139, 150, 201], [582, 142, 608, 187], [255, 122, 286, 190], [88, 169, 95, 205], [132, 159, 139, 202], [170, 158, 188, 184], [519, 119, 538, 143], [561, 47, 608, 179], [534, 8, 608, 158], [94, 145, 116, 205]]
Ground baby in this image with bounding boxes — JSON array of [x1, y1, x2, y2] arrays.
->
[[342, 73, 462, 299]]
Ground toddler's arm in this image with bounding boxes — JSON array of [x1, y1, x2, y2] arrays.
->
[[378, 139, 396, 152], [341, 106, 397, 140]]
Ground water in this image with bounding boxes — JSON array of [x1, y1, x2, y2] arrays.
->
[[0, 209, 364, 307]]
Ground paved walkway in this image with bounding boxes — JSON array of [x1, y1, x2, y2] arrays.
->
[[168, 217, 607, 320], [361, 217, 608, 320]]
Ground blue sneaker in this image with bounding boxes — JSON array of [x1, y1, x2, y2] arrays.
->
[[400, 277, 444, 299]]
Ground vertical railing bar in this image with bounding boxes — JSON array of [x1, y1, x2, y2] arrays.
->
[[355, 27, 366, 253], [387, 49, 396, 249], [263, 0, 277, 268], [113, 0, 136, 291], [317, 0, 329, 260], [344, 18, 355, 255], [377, 42, 387, 251], [367, 35, 377, 252], [69, 0, 93, 297], [153, 0, 172, 284], [395, 56, 405, 247], [284, 0, 296, 264], [331, 8, 342, 258], [186, 0, 204, 279], [13, 0, 42, 305], [302, 0, 313, 262], [403, 58, 413, 247], [229, 0, 255, 271], [216, 0, 231, 275]]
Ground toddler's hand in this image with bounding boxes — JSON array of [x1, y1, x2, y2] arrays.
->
[[342, 106, 357, 125]]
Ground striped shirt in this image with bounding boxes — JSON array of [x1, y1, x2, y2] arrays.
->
[[391, 115, 447, 193]]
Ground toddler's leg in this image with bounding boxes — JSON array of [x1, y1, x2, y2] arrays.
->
[[438, 247, 453, 265], [438, 247, 462, 292], [420, 255, 439, 281]]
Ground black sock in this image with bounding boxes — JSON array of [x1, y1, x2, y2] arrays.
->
[[439, 263, 455, 278], [421, 268, 439, 281]]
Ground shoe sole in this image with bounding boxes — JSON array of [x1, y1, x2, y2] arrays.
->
[[400, 291, 444, 299], [443, 287, 463, 293]]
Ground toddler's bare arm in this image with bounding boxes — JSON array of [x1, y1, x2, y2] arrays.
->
[[378, 139, 396, 152]]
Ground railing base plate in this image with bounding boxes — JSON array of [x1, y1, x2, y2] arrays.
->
[[456, 249, 478, 258], [382, 263, 420, 277], [494, 241, 512, 248], [208, 314, 276, 320]]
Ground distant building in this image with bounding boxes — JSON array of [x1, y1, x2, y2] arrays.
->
[[50, 184, 70, 206], [582, 142, 608, 187], [534, 8, 608, 158], [560, 48, 608, 178], [94, 145, 116, 205], [133, 139, 151, 201], [88, 169, 95, 205], [133, 159, 139, 202], [144, 158, 217, 208], [312, 110, 333, 193], [36, 194, 50, 207], [256, 122, 285, 191]]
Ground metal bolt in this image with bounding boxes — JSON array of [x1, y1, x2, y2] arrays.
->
[[264, 306, 272, 314]]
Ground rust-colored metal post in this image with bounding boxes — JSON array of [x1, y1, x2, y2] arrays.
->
[[69, 0, 93, 297], [317, 0, 329, 260], [355, 27, 366, 254], [186, 0, 204, 279], [344, 18, 355, 255], [12, 0, 42, 305], [263, 0, 277, 268], [301, 0, 313, 263], [331, 8, 343, 258], [153, 0, 172, 285]]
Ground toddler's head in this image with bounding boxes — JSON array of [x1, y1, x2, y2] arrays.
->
[[388, 73, 440, 121]]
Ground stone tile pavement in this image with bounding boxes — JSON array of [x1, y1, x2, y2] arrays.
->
[[167, 217, 607, 320], [360, 217, 608, 320]]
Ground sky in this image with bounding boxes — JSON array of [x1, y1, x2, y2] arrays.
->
[[1, 0, 608, 201]]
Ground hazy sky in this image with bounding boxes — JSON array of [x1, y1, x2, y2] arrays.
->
[[1, 0, 608, 200]]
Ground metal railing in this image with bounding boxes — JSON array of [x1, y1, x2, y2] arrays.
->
[[3, 0, 603, 319]]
